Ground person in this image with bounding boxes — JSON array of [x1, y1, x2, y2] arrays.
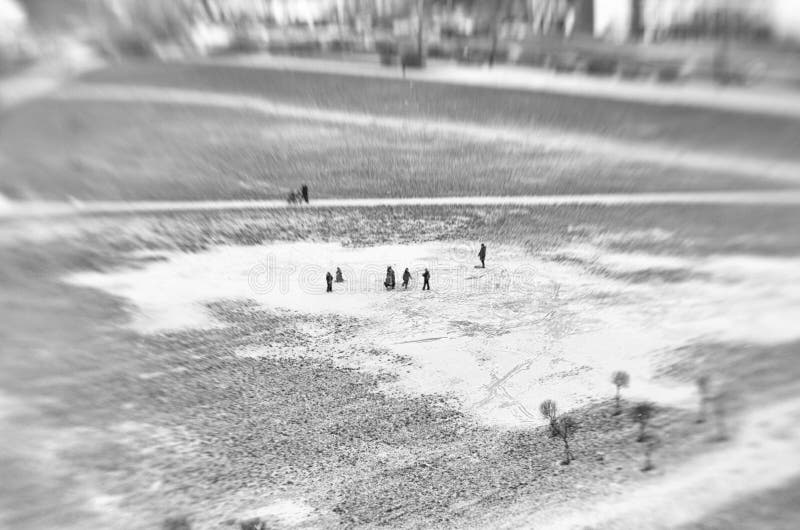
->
[[478, 243, 487, 268], [422, 268, 430, 290], [402, 268, 412, 289], [301, 184, 309, 204], [384, 266, 395, 290], [326, 271, 333, 292], [287, 190, 298, 204], [335, 267, 344, 283]]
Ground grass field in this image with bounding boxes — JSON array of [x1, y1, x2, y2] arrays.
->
[[0, 98, 786, 201], [83, 62, 800, 164], [2, 60, 800, 529]]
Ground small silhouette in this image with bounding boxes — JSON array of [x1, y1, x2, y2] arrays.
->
[[287, 189, 298, 204], [478, 243, 487, 268], [422, 268, 430, 290], [301, 184, 309, 204], [384, 266, 396, 290], [402, 268, 412, 289], [326, 271, 333, 292], [335, 267, 344, 283]]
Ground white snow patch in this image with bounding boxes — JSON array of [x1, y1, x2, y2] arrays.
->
[[241, 499, 314, 526], [68, 242, 800, 426]]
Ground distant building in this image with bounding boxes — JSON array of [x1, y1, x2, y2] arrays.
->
[[593, 0, 800, 44]]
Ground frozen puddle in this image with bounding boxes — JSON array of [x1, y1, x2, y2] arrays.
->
[[69, 242, 800, 426]]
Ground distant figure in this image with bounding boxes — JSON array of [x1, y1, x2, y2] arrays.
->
[[402, 268, 412, 289], [301, 184, 309, 204], [384, 266, 396, 290], [335, 267, 344, 283], [326, 271, 333, 292], [287, 190, 298, 204], [478, 243, 487, 268], [422, 268, 430, 290]]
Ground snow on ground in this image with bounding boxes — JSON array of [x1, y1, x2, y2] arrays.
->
[[509, 394, 800, 530], [69, 241, 800, 427]]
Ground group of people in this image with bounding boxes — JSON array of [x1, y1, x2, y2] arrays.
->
[[287, 184, 309, 204], [324, 244, 487, 293], [382, 266, 431, 291], [325, 267, 345, 292]]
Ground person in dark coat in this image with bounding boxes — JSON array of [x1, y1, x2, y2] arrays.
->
[[335, 267, 344, 282], [384, 266, 396, 290], [422, 268, 430, 290], [478, 243, 487, 268], [301, 184, 309, 204], [402, 268, 412, 289], [326, 271, 333, 292]]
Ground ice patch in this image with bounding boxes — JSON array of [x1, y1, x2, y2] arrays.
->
[[67, 242, 800, 426], [240, 499, 314, 526]]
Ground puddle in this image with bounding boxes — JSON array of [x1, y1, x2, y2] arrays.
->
[[68, 242, 800, 426]]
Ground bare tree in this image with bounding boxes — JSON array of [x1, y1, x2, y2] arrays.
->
[[710, 388, 729, 441], [630, 402, 656, 442], [539, 399, 558, 436], [554, 414, 577, 465], [416, 0, 425, 62], [611, 370, 630, 415], [199, 0, 215, 21], [696, 374, 710, 423], [640, 433, 661, 472]]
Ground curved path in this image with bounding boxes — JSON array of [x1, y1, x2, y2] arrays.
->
[[207, 54, 800, 119], [48, 83, 800, 184], [3, 190, 800, 219]]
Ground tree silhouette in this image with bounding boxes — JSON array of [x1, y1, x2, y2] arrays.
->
[[553, 414, 578, 465], [630, 402, 656, 442], [611, 370, 630, 415], [539, 399, 558, 436], [710, 388, 729, 441], [696, 375, 710, 423], [640, 433, 661, 472]]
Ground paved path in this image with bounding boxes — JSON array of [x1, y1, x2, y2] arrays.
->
[[204, 54, 800, 119], [51, 84, 800, 183], [4, 191, 800, 219]]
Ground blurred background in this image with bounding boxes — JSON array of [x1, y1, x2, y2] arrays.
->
[[4, 0, 800, 87]]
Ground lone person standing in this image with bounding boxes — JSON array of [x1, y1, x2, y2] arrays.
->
[[478, 243, 487, 268], [384, 266, 396, 290], [422, 268, 431, 290], [326, 271, 333, 292], [335, 267, 344, 283], [402, 268, 412, 289], [301, 184, 309, 204]]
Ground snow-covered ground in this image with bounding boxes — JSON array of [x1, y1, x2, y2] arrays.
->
[[69, 240, 800, 429]]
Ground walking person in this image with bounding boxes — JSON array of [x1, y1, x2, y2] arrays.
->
[[335, 267, 344, 283], [326, 271, 333, 292], [301, 184, 309, 204], [422, 268, 430, 290], [402, 268, 412, 289], [478, 243, 487, 268], [384, 266, 396, 290]]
